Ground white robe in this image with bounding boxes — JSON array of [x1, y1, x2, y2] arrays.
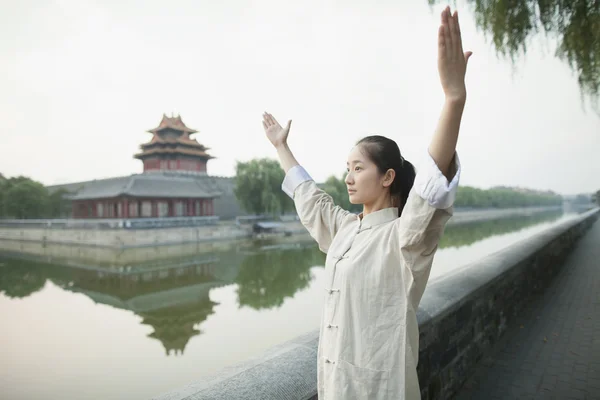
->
[[281, 150, 461, 400]]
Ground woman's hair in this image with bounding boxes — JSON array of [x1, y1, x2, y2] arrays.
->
[[356, 135, 416, 215]]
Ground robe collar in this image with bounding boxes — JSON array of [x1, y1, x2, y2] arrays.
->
[[358, 207, 398, 229]]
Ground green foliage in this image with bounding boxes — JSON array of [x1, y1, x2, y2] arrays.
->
[[4, 178, 49, 218], [321, 173, 561, 210], [0, 258, 48, 299], [47, 189, 70, 217], [439, 209, 563, 248], [235, 247, 320, 310], [233, 158, 294, 216], [594, 190, 600, 205], [0, 174, 6, 217], [428, 0, 600, 113], [0, 174, 70, 219], [454, 185, 563, 208], [320, 173, 362, 213]]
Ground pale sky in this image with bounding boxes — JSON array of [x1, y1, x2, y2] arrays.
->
[[1, 0, 598, 195]]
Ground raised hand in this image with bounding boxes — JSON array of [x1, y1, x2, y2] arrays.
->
[[262, 112, 292, 148], [438, 6, 472, 101]]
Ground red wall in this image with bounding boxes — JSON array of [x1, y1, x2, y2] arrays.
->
[[71, 198, 215, 219], [143, 158, 207, 173]]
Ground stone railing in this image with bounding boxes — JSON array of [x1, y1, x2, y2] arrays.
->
[[0, 216, 219, 230], [414, 207, 597, 398], [152, 207, 599, 400]]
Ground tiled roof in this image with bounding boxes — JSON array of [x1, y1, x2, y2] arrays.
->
[[47, 173, 223, 200], [134, 147, 215, 159], [145, 136, 209, 148], [147, 114, 198, 134]]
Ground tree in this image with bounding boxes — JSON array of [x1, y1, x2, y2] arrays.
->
[[0, 174, 71, 218], [233, 158, 294, 216], [320, 173, 362, 213], [593, 190, 600, 206], [4, 178, 49, 219], [47, 188, 71, 218], [454, 185, 562, 208], [428, 0, 600, 114], [0, 173, 7, 217]]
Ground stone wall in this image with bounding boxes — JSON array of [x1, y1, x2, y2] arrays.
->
[[152, 208, 599, 400], [0, 206, 563, 249], [415, 207, 598, 399], [0, 223, 254, 248]]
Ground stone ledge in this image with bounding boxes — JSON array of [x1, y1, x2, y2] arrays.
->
[[416, 208, 599, 399], [152, 330, 319, 400]]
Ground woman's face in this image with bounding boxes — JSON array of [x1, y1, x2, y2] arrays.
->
[[345, 145, 391, 205]]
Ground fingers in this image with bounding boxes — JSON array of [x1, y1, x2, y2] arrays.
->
[[455, 11, 464, 55], [450, 11, 459, 55], [441, 7, 452, 60], [262, 112, 272, 127], [438, 24, 445, 59], [447, 8, 457, 47], [441, 7, 465, 60], [269, 113, 280, 127], [464, 51, 473, 67], [263, 111, 279, 127]]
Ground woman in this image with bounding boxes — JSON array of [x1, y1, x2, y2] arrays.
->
[[262, 6, 471, 399]]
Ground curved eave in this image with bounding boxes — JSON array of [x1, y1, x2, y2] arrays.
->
[[133, 151, 216, 160]]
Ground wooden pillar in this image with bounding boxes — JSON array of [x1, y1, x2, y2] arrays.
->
[[123, 199, 129, 218]]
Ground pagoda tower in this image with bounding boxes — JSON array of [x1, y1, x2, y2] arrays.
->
[[135, 114, 214, 174], [48, 113, 244, 220]]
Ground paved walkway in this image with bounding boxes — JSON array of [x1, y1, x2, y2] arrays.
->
[[454, 218, 600, 400]]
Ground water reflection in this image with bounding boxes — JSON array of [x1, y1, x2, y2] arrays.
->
[[440, 209, 564, 248], [61, 261, 221, 357], [0, 258, 47, 299], [141, 301, 217, 356], [0, 240, 325, 356], [236, 245, 325, 310], [0, 209, 572, 358]]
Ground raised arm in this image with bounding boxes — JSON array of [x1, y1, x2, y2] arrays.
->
[[263, 112, 350, 253], [262, 112, 298, 173], [428, 6, 472, 180], [397, 7, 471, 300]]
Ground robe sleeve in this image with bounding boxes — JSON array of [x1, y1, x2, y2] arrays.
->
[[282, 165, 351, 253], [396, 150, 461, 279]]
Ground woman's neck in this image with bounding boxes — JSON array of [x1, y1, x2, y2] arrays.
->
[[362, 195, 393, 217]]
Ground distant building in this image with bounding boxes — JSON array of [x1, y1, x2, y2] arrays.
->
[[48, 114, 243, 219]]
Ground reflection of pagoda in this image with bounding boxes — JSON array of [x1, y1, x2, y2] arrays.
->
[[58, 260, 226, 356], [48, 114, 243, 219], [141, 301, 217, 356]]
